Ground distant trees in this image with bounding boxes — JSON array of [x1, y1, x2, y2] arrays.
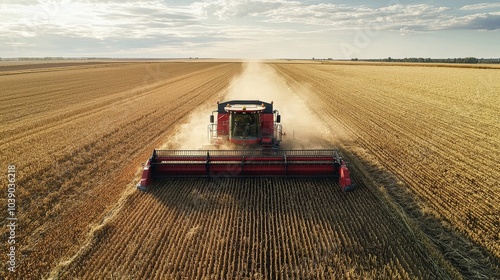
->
[[361, 57, 500, 64]]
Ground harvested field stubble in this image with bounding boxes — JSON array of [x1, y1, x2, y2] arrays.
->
[[0, 61, 243, 279], [57, 178, 453, 279]]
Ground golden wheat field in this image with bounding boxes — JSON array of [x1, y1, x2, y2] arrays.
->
[[0, 60, 499, 279]]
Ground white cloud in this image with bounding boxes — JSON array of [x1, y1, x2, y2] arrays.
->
[[3, 1, 499, 41], [460, 3, 500, 11], [262, 3, 457, 32], [455, 12, 500, 30], [1, 0, 499, 58], [193, 0, 289, 20]]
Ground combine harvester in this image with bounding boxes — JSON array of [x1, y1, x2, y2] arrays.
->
[[137, 100, 354, 191]]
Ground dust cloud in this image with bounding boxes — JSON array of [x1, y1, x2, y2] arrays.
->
[[162, 61, 338, 150], [224, 62, 335, 149], [159, 98, 222, 150]]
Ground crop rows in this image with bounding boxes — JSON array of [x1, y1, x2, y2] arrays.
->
[[1, 61, 498, 279], [271, 62, 500, 276], [0, 61, 243, 279], [57, 178, 451, 279]]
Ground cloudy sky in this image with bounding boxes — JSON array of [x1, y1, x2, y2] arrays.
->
[[1, 0, 499, 59]]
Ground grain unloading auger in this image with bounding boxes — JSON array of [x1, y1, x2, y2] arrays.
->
[[137, 100, 354, 191]]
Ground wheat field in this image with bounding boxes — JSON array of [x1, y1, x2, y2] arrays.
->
[[1, 60, 498, 279]]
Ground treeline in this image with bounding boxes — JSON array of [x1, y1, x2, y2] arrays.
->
[[353, 57, 500, 64]]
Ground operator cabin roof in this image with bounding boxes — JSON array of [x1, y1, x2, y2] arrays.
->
[[224, 103, 266, 113]]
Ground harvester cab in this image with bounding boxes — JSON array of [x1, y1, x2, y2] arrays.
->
[[231, 111, 257, 139], [208, 100, 282, 150], [136, 100, 354, 192]]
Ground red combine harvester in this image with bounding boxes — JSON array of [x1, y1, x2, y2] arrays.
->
[[137, 100, 354, 191]]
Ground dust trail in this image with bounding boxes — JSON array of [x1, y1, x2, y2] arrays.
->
[[224, 62, 337, 149], [158, 72, 234, 150], [161, 61, 343, 150], [159, 101, 221, 150]]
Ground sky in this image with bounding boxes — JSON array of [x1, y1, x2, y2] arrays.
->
[[1, 0, 499, 59]]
